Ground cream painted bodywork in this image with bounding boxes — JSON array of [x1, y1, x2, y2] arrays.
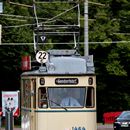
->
[[21, 75, 96, 130], [37, 76, 96, 87], [36, 109, 97, 130]]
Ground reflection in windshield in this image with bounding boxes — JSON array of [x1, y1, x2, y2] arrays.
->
[[48, 87, 85, 108]]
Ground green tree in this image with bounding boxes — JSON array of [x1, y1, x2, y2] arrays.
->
[[1, 0, 130, 123]]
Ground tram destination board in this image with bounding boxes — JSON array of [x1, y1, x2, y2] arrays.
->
[[55, 78, 78, 85]]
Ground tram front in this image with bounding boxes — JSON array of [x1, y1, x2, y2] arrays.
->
[[21, 50, 96, 130]]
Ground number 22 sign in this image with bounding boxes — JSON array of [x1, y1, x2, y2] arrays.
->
[[36, 51, 48, 63]]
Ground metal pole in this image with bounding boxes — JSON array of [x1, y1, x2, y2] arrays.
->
[[84, 0, 88, 56], [5, 109, 13, 130], [0, 25, 1, 45], [0, 2, 3, 45], [0, 116, 1, 130]]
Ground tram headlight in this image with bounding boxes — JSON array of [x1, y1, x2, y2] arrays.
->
[[40, 78, 45, 85], [48, 63, 55, 71]]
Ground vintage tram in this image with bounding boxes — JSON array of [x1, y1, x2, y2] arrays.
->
[[21, 49, 96, 130]]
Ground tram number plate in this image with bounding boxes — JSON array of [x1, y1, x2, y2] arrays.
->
[[72, 127, 86, 130]]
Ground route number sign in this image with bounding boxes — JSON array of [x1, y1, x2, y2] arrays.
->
[[36, 51, 48, 63]]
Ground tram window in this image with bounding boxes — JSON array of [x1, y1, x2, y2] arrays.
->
[[38, 87, 48, 108], [86, 87, 94, 107], [48, 87, 85, 108]]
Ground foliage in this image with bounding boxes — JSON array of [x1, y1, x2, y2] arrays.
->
[[1, 0, 130, 123]]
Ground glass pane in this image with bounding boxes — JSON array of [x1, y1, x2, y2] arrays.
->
[[86, 87, 94, 107], [22, 79, 31, 108], [38, 87, 48, 108], [119, 111, 130, 119], [48, 87, 85, 108]]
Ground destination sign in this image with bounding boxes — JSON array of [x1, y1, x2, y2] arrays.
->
[[55, 78, 78, 85]]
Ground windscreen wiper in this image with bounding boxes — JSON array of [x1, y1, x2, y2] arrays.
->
[[48, 99, 68, 111], [40, 93, 68, 111]]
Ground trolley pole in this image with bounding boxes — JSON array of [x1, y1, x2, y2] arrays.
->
[[84, 0, 89, 56]]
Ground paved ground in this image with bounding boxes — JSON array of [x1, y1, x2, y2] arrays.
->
[[0, 128, 21, 130], [0, 124, 113, 130], [97, 123, 113, 130]]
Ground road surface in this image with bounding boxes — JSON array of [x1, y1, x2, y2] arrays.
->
[[97, 124, 113, 130], [0, 124, 113, 130]]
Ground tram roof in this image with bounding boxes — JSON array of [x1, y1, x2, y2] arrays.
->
[[21, 71, 95, 76], [21, 54, 95, 76]]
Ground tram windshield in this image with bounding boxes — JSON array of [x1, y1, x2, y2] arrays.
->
[[48, 87, 85, 108], [38, 87, 94, 108]]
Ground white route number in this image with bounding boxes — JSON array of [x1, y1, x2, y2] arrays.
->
[[36, 51, 48, 63]]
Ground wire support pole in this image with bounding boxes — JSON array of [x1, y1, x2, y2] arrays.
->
[[84, 0, 88, 56]]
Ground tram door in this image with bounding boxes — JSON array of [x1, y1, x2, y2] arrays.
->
[[30, 78, 36, 130], [21, 78, 36, 130]]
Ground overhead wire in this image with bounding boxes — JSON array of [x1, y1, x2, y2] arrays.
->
[[44, 4, 79, 22], [1, 41, 130, 45], [8, 1, 33, 8], [2, 2, 80, 29], [4, 0, 125, 46], [0, 13, 47, 20], [2, 20, 79, 28]]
